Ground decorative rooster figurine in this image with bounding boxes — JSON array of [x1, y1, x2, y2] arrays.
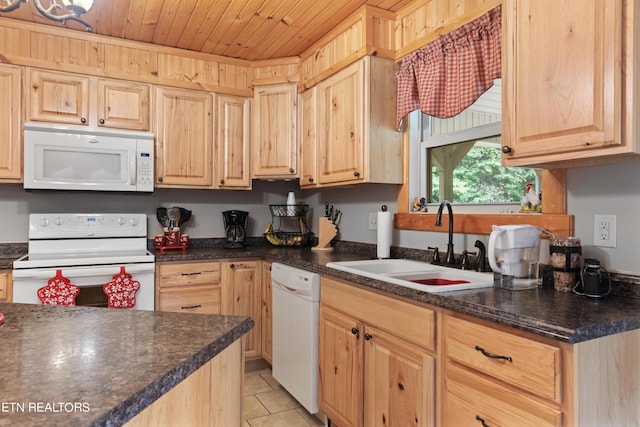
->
[[520, 183, 541, 212]]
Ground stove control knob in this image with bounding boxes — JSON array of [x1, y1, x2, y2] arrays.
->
[[117, 217, 126, 225], [40, 218, 49, 227], [129, 218, 139, 226], [55, 217, 64, 226]]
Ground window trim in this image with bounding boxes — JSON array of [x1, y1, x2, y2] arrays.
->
[[395, 117, 573, 237]]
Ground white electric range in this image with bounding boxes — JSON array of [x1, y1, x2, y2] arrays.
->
[[12, 213, 155, 310]]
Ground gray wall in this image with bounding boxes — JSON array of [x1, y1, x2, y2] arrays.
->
[[1, 161, 639, 274]]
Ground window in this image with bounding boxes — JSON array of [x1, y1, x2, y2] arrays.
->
[[412, 80, 540, 211]]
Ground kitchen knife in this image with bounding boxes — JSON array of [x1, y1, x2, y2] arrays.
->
[[328, 205, 334, 220], [333, 210, 341, 224], [325, 203, 330, 218]]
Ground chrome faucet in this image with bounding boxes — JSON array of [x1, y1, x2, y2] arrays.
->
[[435, 200, 456, 265]]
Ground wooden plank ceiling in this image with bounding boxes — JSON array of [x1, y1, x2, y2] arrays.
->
[[0, 0, 413, 60]]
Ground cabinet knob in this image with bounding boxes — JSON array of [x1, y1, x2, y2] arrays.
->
[[229, 263, 235, 269], [157, 176, 163, 183], [501, 146, 512, 154], [353, 171, 360, 177], [80, 117, 87, 124], [219, 179, 225, 185], [99, 118, 105, 124], [289, 168, 295, 173], [364, 333, 373, 340], [308, 177, 314, 183], [351, 327, 359, 335]]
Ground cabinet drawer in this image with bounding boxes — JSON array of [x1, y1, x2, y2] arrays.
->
[[321, 276, 436, 351], [445, 315, 562, 402], [157, 262, 221, 288], [158, 285, 221, 314], [444, 363, 563, 427]]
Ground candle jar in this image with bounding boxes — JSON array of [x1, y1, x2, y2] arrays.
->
[[549, 237, 582, 292]]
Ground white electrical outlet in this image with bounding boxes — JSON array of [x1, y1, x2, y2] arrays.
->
[[594, 214, 617, 248], [368, 212, 378, 230]]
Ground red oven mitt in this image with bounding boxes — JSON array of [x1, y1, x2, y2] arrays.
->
[[37, 270, 80, 306], [103, 266, 141, 309]]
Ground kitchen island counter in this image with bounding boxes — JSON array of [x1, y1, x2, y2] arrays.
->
[[0, 302, 253, 426]]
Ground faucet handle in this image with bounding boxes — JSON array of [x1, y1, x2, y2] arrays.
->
[[427, 246, 440, 263], [461, 250, 476, 270]]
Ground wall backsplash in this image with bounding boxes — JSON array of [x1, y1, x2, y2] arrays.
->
[[0, 160, 639, 275]]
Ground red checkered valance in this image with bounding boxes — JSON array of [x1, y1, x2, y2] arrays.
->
[[395, 5, 502, 129]]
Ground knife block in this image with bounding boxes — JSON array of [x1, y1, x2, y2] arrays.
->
[[312, 217, 338, 252]]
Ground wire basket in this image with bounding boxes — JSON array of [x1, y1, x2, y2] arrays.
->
[[269, 204, 309, 217], [264, 231, 313, 247]]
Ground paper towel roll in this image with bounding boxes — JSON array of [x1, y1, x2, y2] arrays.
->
[[377, 209, 393, 259]]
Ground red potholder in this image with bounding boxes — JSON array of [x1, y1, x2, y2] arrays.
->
[[37, 270, 80, 306], [103, 266, 140, 309]]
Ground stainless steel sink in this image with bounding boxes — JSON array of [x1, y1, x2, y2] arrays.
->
[[326, 259, 493, 293]]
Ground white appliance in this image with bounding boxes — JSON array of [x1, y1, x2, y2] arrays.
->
[[12, 213, 155, 310], [23, 122, 154, 192], [271, 262, 321, 414]]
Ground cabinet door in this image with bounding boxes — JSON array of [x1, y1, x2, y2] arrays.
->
[[298, 87, 318, 188], [97, 79, 151, 131], [502, 0, 622, 166], [252, 83, 297, 178], [363, 325, 435, 427], [319, 306, 363, 427], [156, 87, 214, 187], [216, 94, 251, 189], [0, 64, 21, 182], [221, 261, 262, 359], [317, 60, 364, 185], [0, 269, 12, 302], [27, 68, 90, 125], [261, 261, 273, 364]]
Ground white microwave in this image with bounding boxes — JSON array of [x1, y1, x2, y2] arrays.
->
[[23, 122, 154, 192]]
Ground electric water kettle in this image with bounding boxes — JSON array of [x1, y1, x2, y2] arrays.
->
[[488, 224, 542, 290]]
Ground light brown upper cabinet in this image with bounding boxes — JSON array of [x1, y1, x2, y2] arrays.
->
[[316, 56, 402, 187], [216, 94, 252, 190], [298, 87, 318, 188], [27, 68, 151, 131], [0, 64, 22, 183], [155, 86, 214, 188], [252, 83, 298, 179], [502, 0, 639, 167]]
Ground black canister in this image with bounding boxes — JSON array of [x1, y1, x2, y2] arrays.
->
[[580, 258, 611, 297]]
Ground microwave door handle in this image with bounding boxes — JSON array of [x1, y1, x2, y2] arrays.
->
[[131, 152, 137, 186]]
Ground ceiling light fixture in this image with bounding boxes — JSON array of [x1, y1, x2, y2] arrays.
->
[[0, 0, 94, 32]]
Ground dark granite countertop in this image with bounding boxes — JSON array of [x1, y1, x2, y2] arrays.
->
[[0, 302, 253, 427], [152, 240, 640, 344], [4, 239, 640, 345]]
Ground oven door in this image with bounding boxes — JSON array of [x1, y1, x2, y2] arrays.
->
[[12, 264, 155, 310]]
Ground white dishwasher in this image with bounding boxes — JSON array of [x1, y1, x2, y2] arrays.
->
[[271, 262, 321, 414]]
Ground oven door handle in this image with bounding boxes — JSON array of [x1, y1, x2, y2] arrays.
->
[[12, 264, 155, 279]]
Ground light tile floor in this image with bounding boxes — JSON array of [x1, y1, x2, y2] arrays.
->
[[244, 368, 325, 427]]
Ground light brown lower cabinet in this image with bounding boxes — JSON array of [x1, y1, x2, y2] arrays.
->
[[125, 339, 243, 426], [156, 260, 262, 360], [221, 260, 262, 360], [319, 276, 436, 427], [156, 261, 222, 314], [261, 261, 273, 364], [0, 269, 12, 302], [319, 276, 640, 427]]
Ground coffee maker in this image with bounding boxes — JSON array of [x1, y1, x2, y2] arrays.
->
[[223, 210, 249, 249]]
